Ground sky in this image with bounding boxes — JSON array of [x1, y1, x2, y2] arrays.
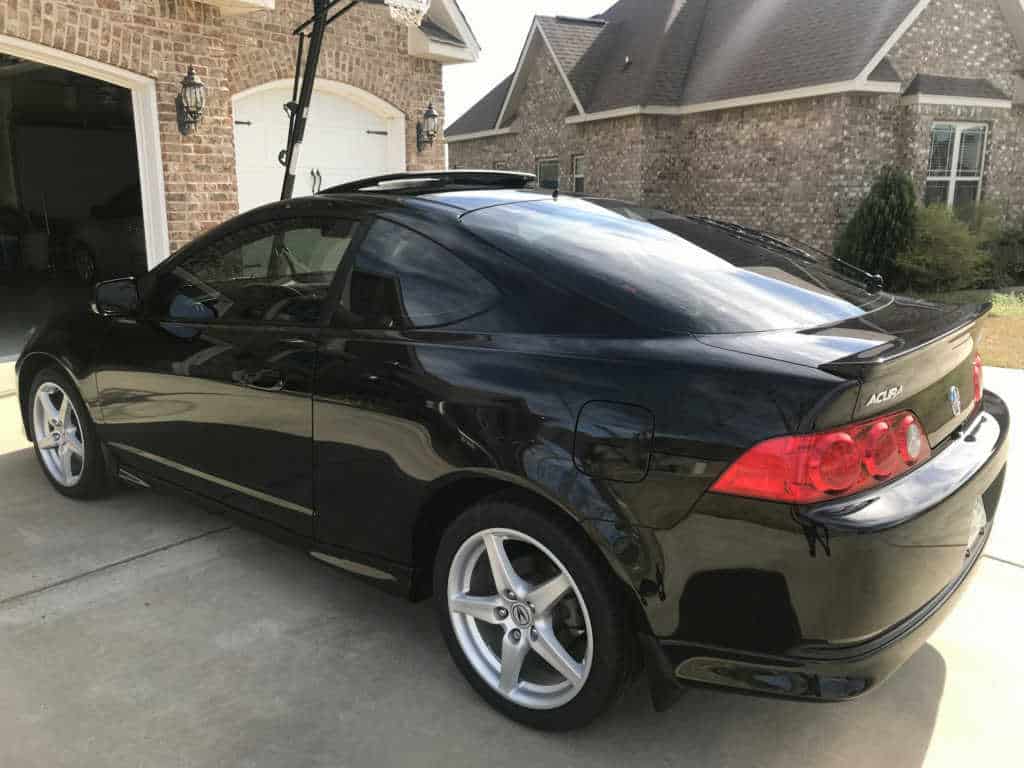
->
[[443, 0, 612, 127]]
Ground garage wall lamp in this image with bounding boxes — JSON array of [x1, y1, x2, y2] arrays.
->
[[417, 102, 439, 152], [177, 66, 207, 135]]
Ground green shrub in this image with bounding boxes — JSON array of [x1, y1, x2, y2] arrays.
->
[[896, 205, 991, 293], [986, 226, 1024, 288], [835, 166, 917, 284]]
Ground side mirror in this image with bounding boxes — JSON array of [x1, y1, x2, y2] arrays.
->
[[94, 277, 140, 317]]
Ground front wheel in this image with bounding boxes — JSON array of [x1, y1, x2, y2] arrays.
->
[[29, 368, 110, 499], [434, 496, 631, 730]]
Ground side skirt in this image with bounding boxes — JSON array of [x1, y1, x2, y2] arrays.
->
[[117, 462, 415, 599]]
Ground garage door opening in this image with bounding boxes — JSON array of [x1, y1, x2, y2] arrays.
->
[[233, 79, 407, 213], [0, 54, 146, 359]]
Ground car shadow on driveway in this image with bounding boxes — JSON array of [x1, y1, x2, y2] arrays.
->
[[0, 441, 946, 768]]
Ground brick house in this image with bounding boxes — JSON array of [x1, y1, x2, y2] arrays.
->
[[446, 0, 1024, 252], [0, 0, 478, 274]]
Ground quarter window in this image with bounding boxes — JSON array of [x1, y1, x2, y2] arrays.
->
[[150, 217, 356, 325], [537, 158, 560, 191], [338, 219, 499, 330], [925, 123, 987, 209], [572, 155, 585, 195]]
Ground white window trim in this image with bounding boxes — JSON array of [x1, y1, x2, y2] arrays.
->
[[0, 34, 170, 269], [926, 122, 988, 208], [572, 155, 585, 194], [536, 157, 560, 190]]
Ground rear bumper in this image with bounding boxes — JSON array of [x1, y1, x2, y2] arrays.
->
[[644, 391, 1010, 703]]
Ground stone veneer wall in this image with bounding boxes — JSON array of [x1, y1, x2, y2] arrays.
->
[[1, 0, 444, 249], [449, 46, 644, 201], [647, 94, 904, 251], [889, 0, 1024, 220]]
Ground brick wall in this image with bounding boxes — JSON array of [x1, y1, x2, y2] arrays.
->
[[1, 0, 444, 250]]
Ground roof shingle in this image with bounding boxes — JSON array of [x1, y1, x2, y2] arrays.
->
[[904, 74, 1011, 100], [447, 0, 933, 136], [445, 74, 514, 137]]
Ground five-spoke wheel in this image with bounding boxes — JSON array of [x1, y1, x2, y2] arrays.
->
[[29, 369, 108, 499], [436, 497, 631, 730], [447, 528, 594, 710], [32, 381, 86, 487]]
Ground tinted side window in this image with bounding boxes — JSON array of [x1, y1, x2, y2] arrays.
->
[[338, 219, 499, 330], [150, 217, 355, 326]]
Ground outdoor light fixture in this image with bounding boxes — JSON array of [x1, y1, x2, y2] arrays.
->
[[417, 102, 439, 152], [177, 65, 207, 135]]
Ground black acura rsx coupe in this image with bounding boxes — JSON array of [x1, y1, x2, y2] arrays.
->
[[16, 171, 1009, 730]]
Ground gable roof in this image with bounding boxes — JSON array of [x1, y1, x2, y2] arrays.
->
[[447, 0, 928, 137], [446, 74, 514, 137]]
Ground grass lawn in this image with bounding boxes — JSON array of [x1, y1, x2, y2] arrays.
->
[[923, 289, 1024, 369]]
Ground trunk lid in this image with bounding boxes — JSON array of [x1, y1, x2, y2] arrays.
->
[[698, 297, 989, 444]]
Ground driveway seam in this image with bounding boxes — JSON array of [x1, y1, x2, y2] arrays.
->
[[0, 524, 235, 609], [983, 553, 1024, 570]]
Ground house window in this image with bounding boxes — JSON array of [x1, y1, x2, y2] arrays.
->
[[925, 123, 987, 209], [572, 155, 585, 195], [537, 158, 560, 190]]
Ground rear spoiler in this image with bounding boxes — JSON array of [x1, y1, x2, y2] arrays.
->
[[820, 302, 991, 381]]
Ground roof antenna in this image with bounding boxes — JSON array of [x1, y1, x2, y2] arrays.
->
[[553, 187, 559, 200]]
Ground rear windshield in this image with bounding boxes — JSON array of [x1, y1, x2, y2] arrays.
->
[[462, 197, 890, 334]]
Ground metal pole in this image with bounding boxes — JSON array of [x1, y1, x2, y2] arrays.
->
[[281, 0, 345, 201]]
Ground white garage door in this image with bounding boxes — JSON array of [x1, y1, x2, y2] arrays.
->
[[233, 82, 406, 212]]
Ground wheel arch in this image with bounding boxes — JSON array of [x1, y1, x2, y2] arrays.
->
[[17, 352, 84, 440], [409, 470, 652, 633]]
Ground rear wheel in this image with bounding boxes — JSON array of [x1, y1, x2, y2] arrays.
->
[[29, 368, 109, 499], [434, 496, 631, 730]]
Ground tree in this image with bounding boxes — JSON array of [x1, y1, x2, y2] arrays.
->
[[835, 166, 918, 285]]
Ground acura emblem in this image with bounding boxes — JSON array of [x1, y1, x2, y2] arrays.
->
[[510, 603, 533, 628], [949, 385, 962, 417]]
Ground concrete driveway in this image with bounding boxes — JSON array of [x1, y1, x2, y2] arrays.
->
[[0, 365, 1020, 768]]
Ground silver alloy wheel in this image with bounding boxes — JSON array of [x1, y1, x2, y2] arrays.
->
[[447, 528, 594, 710], [32, 382, 86, 488]]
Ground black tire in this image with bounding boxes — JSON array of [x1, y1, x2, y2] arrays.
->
[[28, 367, 111, 499], [434, 494, 632, 731]]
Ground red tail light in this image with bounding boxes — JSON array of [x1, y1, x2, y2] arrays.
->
[[710, 411, 931, 504], [973, 352, 984, 405]]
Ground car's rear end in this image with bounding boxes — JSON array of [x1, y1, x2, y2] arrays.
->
[[461, 197, 1010, 704], [675, 302, 1009, 700]]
